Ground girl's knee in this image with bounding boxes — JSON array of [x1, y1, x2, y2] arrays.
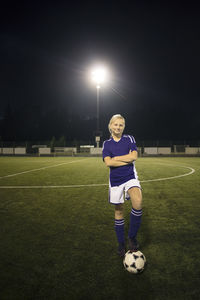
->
[[130, 188, 142, 200], [115, 204, 124, 219], [130, 189, 142, 209]]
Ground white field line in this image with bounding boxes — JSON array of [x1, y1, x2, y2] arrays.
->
[[0, 158, 89, 179], [141, 165, 195, 182], [0, 165, 195, 189], [0, 183, 108, 189]]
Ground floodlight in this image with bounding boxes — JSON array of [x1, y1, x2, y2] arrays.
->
[[91, 67, 107, 87]]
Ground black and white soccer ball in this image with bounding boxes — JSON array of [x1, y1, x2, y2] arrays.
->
[[123, 250, 146, 274]]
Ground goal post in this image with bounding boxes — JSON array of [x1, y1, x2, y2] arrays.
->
[[53, 147, 77, 156]]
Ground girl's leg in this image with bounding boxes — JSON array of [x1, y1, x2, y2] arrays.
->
[[128, 187, 142, 251], [114, 204, 125, 256]]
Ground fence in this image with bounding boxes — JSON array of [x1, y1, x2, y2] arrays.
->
[[1, 145, 200, 156]]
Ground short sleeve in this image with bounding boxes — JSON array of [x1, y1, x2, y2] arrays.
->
[[128, 135, 137, 152], [102, 141, 111, 160]]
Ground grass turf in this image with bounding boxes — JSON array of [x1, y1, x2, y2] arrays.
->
[[0, 156, 200, 300]]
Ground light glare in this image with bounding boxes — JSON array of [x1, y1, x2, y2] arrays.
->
[[91, 67, 107, 85]]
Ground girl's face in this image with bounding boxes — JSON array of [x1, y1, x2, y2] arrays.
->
[[110, 118, 125, 137]]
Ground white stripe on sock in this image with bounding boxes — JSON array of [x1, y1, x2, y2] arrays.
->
[[131, 209, 142, 216]]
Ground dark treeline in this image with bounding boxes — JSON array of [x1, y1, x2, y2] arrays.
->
[[0, 102, 200, 146], [0, 103, 109, 144]]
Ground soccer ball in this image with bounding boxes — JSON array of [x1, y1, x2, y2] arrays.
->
[[123, 250, 146, 274]]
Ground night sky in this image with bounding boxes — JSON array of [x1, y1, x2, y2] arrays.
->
[[0, 1, 200, 143]]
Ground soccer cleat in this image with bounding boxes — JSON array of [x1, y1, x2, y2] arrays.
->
[[117, 242, 126, 257], [128, 237, 139, 252]]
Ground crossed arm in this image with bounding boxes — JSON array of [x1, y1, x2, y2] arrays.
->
[[104, 150, 138, 167]]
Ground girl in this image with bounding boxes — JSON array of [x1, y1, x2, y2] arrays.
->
[[102, 114, 142, 256]]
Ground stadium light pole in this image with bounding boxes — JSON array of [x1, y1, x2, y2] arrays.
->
[[96, 85, 100, 132], [91, 67, 107, 148]]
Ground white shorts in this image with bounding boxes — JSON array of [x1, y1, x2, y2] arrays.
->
[[109, 179, 141, 205]]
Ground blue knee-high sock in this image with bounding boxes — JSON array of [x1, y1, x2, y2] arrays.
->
[[115, 219, 125, 244], [128, 208, 142, 239]]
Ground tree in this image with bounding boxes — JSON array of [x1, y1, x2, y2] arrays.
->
[[58, 135, 66, 147], [50, 136, 56, 151]]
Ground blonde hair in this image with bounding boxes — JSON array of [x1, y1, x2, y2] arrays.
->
[[108, 114, 125, 134]]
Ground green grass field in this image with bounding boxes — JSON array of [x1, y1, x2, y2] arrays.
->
[[0, 156, 200, 300]]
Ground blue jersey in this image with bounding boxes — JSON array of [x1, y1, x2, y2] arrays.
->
[[102, 135, 138, 187]]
